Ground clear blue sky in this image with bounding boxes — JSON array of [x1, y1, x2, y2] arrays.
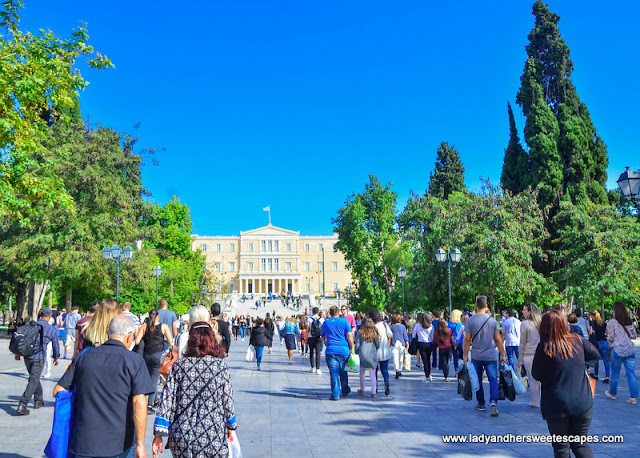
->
[[22, 0, 640, 236]]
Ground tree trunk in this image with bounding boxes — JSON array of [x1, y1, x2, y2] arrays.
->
[[66, 288, 72, 309], [16, 282, 27, 320], [8, 296, 12, 320], [600, 286, 605, 317], [28, 281, 49, 322], [488, 286, 495, 315], [49, 290, 53, 308]]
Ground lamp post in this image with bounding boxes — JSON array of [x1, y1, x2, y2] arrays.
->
[[371, 276, 378, 309], [617, 166, 640, 206], [102, 245, 134, 302], [397, 267, 407, 313], [152, 265, 162, 310], [435, 248, 462, 316]]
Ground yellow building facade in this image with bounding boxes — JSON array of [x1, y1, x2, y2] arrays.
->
[[192, 224, 352, 296]]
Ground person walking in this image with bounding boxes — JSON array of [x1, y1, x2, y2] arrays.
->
[[391, 314, 409, 379], [157, 298, 178, 346], [152, 322, 237, 458], [452, 312, 467, 372], [62, 306, 81, 359], [307, 307, 324, 375], [211, 303, 232, 356], [264, 314, 275, 354], [532, 310, 601, 458], [575, 308, 590, 339], [463, 295, 507, 417], [431, 311, 441, 370], [136, 309, 172, 412], [281, 317, 301, 364], [340, 305, 357, 332], [81, 299, 123, 350], [413, 312, 434, 382], [370, 310, 393, 395], [589, 310, 610, 383], [321, 306, 355, 401], [14, 307, 59, 416], [176, 305, 211, 358], [300, 321, 309, 356], [519, 302, 542, 408], [73, 301, 100, 356], [54, 315, 153, 458], [239, 315, 247, 341], [249, 318, 272, 370], [355, 317, 380, 398], [501, 309, 521, 369], [434, 318, 453, 382], [605, 302, 638, 405]]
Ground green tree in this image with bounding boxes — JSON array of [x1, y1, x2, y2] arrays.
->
[[333, 175, 399, 311], [501, 102, 528, 194], [0, 0, 112, 225], [427, 142, 466, 199]]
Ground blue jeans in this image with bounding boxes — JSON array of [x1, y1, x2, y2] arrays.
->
[[255, 346, 264, 366], [376, 359, 390, 383], [594, 341, 610, 378], [609, 349, 638, 398], [472, 359, 499, 406], [506, 346, 520, 369], [240, 327, 246, 339], [75, 446, 132, 458], [326, 353, 350, 399]]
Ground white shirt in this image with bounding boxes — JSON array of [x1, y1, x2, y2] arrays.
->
[[502, 316, 521, 347], [412, 322, 433, 343]]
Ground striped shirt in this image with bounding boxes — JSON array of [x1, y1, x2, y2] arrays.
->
[[121, 311, 141, 329]]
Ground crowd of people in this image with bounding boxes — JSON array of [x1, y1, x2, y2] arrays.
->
[[7, 294, 638, 457]]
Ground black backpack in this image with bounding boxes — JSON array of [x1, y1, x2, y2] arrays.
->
[[310, 317, 322, 339], [10, 321, 44, 357]]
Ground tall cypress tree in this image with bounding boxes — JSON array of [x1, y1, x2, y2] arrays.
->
[[501, 102, 528, 194], [514, 0, 609, 206], [427, 141, 466, 199]]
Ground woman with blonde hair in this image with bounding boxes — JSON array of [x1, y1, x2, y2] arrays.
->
[[82, 298, 122, 349], [450, 309, 463, 371], [355, 317, 380, 398], [589, 310, 610, 382]]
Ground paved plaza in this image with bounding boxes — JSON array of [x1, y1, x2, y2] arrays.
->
[[1, 336, 639, 457]]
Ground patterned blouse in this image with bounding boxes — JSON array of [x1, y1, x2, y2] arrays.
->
[[606, 319, 637, 358], [154, 356, 237, 458]]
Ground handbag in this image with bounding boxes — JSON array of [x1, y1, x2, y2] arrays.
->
[[159, 344, 179, 378], [408, 338, 418, 356], [245, 345, 255, 362], [585, 369, 596, 398]]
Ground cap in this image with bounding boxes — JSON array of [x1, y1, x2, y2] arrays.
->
[[40, 307, 52, 316]]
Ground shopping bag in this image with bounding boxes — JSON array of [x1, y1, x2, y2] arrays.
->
[[499, 364, 516, 401], [466, 362, 480, 392], [456, 365, 473, 401], [508, 365, 527, 395], [245, 345, 255, 362], [44, 390, 74, 458], [347, 354, 360, 373], [515, 368, 528, 390], [585, 370, 596, 398], [228, 430, 243, 458]]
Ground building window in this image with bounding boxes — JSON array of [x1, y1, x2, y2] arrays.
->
[[286, 262, 292, 271], [230, 243, 235, 252], [318, 262, 324, 272], [215, 263, 221, 272], [261, 258, 266, 271], [268, 258, 273, 271], [248, 262, 254, 271], [319, 282, 324, 292], [347, 282, 352, 290], [268, 240, 273, 252], [229, 283, 235, 292], [333, 243, 337, 251], [304, 262, 311, 271], [229, 262, 235, 272], [248, 243, 254, 252], [261, 240, 267, 252], [201, 243, 207, 252], [215, 283, 221, 292], [274, 259, 279, 270], [318, 243, 324, 251], [286, 243, 292, 252], [304, 243, 310, 252], [274, 240, 279, 252], [332, 262, 338, 271], [305, 282, 311, 291], [216, 243, 221, 252]]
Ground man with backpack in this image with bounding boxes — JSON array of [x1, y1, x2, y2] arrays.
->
[[307, 307, 324, 375], [11, 307, 60, 416], [211, 303, 231, 356]]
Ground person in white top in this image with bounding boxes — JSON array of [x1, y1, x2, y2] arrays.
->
[[412, 312, 434, 382], [518, 302, 542, 408], [176, 305, 211, 358], [501, 310, 521, 369], [574, 308, 590, 340]]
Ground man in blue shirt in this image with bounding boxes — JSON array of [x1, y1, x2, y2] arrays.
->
[[321, 305, 354, 401], [15, 307, 59, 416]]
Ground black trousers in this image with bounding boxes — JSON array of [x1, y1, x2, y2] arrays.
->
[[144, 351, 163, 407], [20, 357, 44, 405], [439, 347, 452, 379], [546, 408, 594, 458], [417, 342, 432, 378], [308, 337, 322, 369]]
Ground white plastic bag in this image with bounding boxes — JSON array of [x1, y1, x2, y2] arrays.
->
[[228, 430, 243, 458], [347, 353, 360, 373], [245, 345, 255, 362], [466, 362, 480, 392], [507, 364, 527, 395]]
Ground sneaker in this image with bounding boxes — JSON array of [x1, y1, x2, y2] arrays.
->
[[33, 400, 44, 409], [628, 398, 637, 405], [475, 404, 486, 411], [416, 364, 421, 368], [604, 391, 617, 400], [603, 377, 610, 384], [490, 405, 498, 417], [395, 371, 400, 379], [444, 378, 450, 383], [316, 370, 322, 375], [528, 402, 540, 408], [385, 382, 390, 396], [428, 375, 432, 382], [16, 404, 29, 416], [63, 354, 67, 359], [257, 366, 261, 371], [43, 372, 51, 378], [310, 368, 316, 374]]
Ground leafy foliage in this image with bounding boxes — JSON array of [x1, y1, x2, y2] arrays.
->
[[427, 142, 466, 199]]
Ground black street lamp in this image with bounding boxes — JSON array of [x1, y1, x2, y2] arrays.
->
[[397, 267, 407, 313], [617, 167, 640, 206], [102, 245, 134, 302], [435, 248, 462, 316], [152, 265, 162, 310]]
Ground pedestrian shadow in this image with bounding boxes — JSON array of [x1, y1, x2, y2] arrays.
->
[[0, 395, 24, 416], [242, 388, 322, 399], [0, 454, 37, 458], [0, 372, 27, 379]]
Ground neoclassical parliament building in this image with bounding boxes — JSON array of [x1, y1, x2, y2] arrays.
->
[[192, 224, 353, 296]]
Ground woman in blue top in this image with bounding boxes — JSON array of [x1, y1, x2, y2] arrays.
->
[[390, 314, 409, 379], [280, 317, 301, 364]]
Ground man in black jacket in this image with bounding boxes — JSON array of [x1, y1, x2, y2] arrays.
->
[[211, 303, 231, 356]]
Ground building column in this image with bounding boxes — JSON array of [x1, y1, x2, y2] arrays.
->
[[256, 278, 260, 294]]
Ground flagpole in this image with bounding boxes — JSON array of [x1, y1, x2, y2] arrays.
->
[[268, 207, 271, 225]]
